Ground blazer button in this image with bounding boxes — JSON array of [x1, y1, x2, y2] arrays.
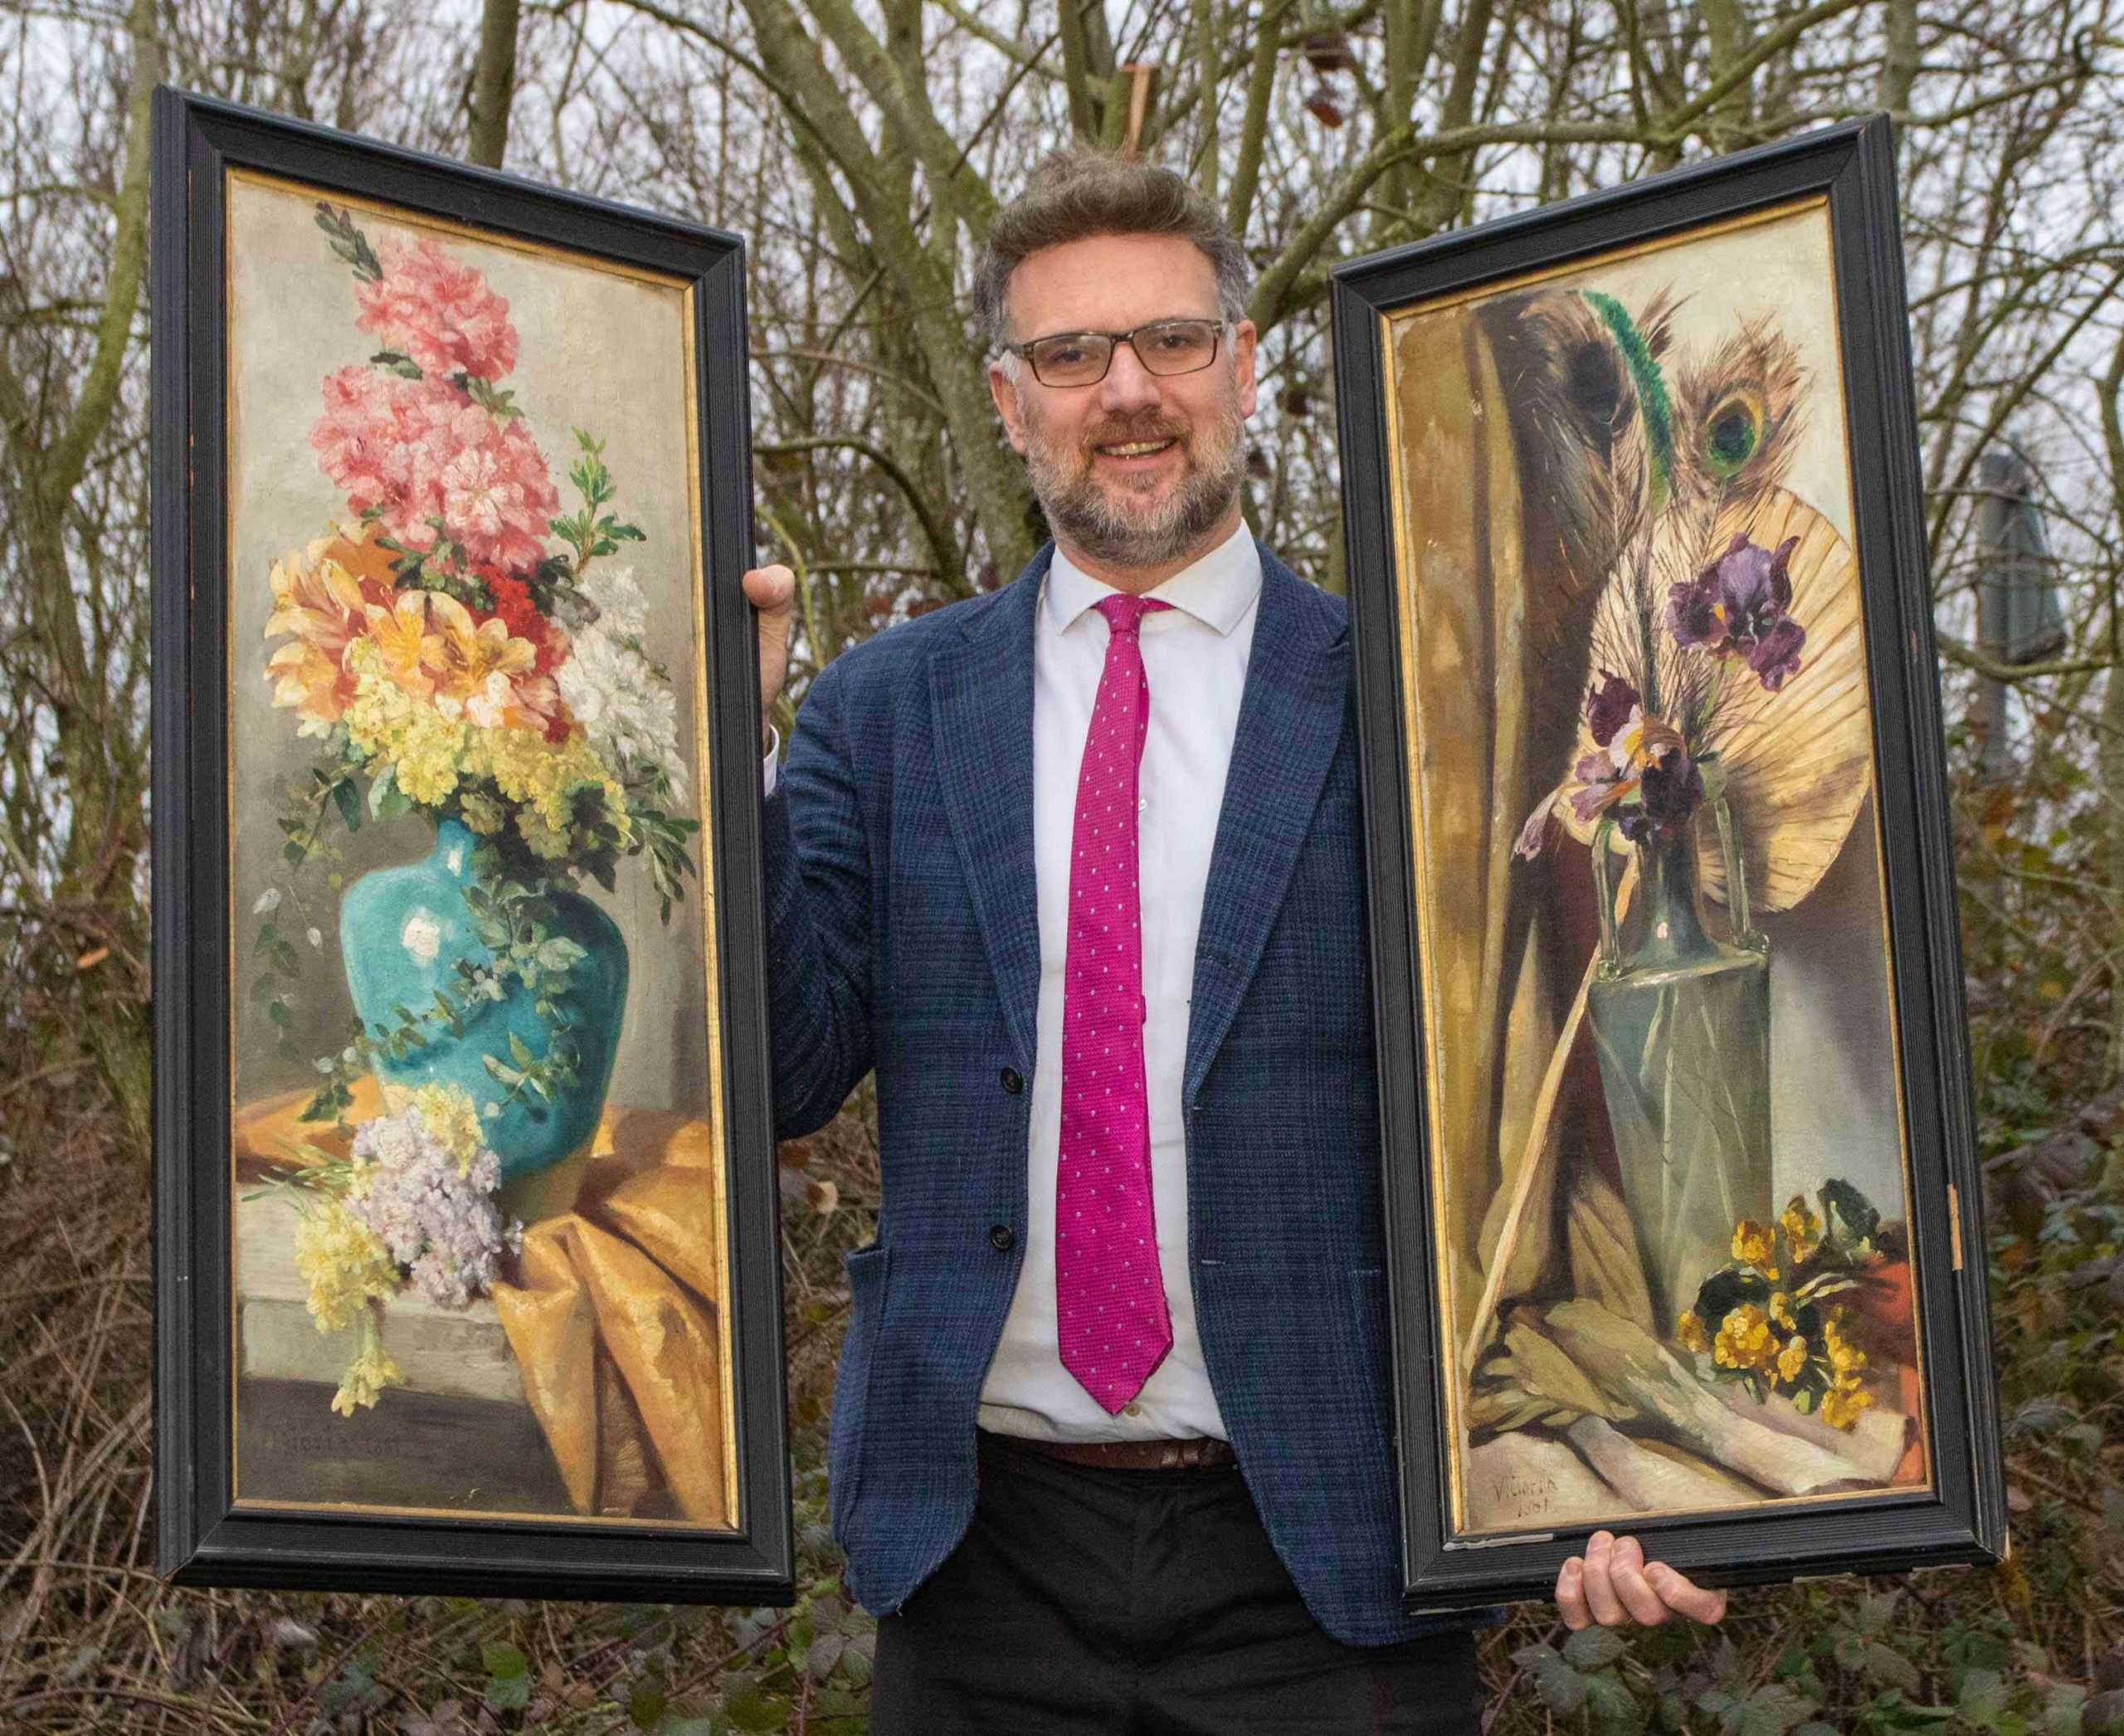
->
[[989, 1225, 1016, 1252], [999, 1066, 1024, 1095]]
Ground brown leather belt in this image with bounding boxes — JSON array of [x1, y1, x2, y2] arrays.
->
[[985, 1429, 1236, 1471]]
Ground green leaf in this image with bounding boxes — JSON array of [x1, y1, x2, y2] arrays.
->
[[1587, 1672, 1647, 1731], [1517, 1645, 1590, 1718], [1566, 1626, 1628, 1670], [630, 1683, 668, 1727], [537, 936, 587, 973], [722, 1680, 789, 1733], [483, 1641, 528, 1678], [1864, 1644, 1923, 1696], [329, 776, 362, 833]]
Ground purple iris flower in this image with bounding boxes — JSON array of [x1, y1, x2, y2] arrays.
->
[[1616, 737, 1703, 844], [1667, 532, 1807, 691], [1586, 670, 1639, 748]]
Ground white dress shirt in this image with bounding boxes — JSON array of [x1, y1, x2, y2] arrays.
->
[[765, 520, 1262, 1442]]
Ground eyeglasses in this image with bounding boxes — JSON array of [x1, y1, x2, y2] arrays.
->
[[1006, 318, 1225, 388]]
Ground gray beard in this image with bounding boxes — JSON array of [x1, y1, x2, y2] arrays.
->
[[1021, 401, 1248, 570]]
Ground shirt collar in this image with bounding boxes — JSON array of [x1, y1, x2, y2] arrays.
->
[[1041, 519, 1262, 640]]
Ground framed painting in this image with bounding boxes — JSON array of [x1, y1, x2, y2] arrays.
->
[[150, 89, 791, 1602], [1331, 116, 2006, 1607]]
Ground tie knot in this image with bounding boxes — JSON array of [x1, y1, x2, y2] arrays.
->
[[1094, 592, 1174, 640]]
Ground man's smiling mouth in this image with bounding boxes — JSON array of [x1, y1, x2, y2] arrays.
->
[[1096, 438, 1178, 457]]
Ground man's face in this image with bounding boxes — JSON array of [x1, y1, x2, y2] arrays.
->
[[987, 232, 1258, 571]]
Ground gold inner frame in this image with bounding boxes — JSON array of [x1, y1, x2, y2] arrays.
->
[[1375, 193, 1934, 1540], [220, 164, 742, 1532]]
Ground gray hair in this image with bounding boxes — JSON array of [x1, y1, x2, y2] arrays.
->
[[971, 149, 1252, 355]]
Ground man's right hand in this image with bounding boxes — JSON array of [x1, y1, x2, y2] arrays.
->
[[743, 563, 796, 753]]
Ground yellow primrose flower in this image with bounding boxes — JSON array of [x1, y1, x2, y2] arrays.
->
[[482, 725, 633, 856], [1732, 1219, 1777, 1273], [410, 1080, 484, 1175], [343, 641, 472, 807], [293, 1198, 400, 1334], [1822, 1309, 1868, 1378], [1774, 1334, 1810, 1387], [1781, 1194, 1823, 1265], [331, 1328, 405, 1417], [1820, 1373, 1874, 1431], [1713, 1303, 1776, 1373], [1676, 1311, 1708, 1353], [1770, 1291, 1795, 1329]]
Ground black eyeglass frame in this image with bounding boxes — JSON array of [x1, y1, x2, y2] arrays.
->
[[1004, 317, 1228, 387]]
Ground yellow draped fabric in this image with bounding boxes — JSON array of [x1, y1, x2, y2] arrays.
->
[[1390, 306, 1654, 1365], [233, 1083, 731, 1527]]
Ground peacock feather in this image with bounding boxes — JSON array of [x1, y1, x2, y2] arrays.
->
[[1579, 290, 1675, 510]]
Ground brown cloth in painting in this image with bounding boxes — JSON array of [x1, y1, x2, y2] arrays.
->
[[490, 1105, 732, 1526]]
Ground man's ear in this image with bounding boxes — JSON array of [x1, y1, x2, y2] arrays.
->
[[988, 358, 1029, 456], [1231, 317, 1259, 421]]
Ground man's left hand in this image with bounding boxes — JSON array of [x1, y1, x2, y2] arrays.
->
[[1556, 1531, 1727, 1628]]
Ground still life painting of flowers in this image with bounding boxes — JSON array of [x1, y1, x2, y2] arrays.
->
[[224, 172, 738, 1529], [1385, 197, 1927, 1534]]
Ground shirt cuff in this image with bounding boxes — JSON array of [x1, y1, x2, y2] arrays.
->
[[762, 724, 780, 798]]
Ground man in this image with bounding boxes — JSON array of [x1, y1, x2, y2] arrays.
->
[[742, 151, 1723, 1733]]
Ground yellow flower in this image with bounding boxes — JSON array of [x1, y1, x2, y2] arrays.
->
[[292, 1198, 400, 1334], [361, 588, 442, 700], [480, 724, 633, 858], [331, 1322, 405, 1417], [1732, 1219, 1778, 1275], [1769, 1291, 1795, 1329], [410, 1080, 483, 1176], [1676, 1310, 1708, 1353], [424, 593, 543, 729], [1774, 1334, 1810, 1387], [264, 537, 370, 735], [1781, 1194, 1823, 1265], [1713, 1303, 1776, 1373], [1820, 1373, 1874, 1431], [1822, 1309, 1868, 1378], [343, 640, 473, 807], [460, 790, 508, 835]]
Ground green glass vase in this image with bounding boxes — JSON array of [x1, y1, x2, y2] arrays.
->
[[1586, 807, 1771, 1332]]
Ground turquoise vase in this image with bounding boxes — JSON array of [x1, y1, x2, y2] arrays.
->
[[339, 818, 628, 1179], [1586, 811, 1772, 1333]]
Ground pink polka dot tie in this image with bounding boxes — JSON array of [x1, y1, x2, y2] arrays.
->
[[1056, 591, 1176, 1414]]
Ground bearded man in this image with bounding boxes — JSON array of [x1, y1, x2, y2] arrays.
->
[[742, 149, 1723, 1734]]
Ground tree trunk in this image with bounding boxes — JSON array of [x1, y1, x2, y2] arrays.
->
[[467, 0, 523, 169]]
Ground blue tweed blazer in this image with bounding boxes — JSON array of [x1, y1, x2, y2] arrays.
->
[[762, 540, 1479, 1647]]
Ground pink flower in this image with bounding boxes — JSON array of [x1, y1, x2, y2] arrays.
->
[[354, 237, 519, 383], [310, 368, 557, 574]]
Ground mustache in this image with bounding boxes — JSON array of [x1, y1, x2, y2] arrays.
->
[[1080, 414, 1190, 452]]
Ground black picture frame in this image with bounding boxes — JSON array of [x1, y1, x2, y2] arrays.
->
[[150, 88, 792, 1602], [1330, 115, 2006, 1610]]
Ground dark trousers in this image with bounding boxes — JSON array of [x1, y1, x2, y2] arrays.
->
[[869, 1431, 1482, 1735]]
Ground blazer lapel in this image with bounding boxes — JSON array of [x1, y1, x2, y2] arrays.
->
[[928, 550, 1050, 1072], [1184, 548, 1348, 1104]]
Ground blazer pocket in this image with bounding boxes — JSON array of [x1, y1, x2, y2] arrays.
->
[[829, 1242, 892, 1538]]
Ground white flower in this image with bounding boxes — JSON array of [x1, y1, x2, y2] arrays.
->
[[306, 926, 324, 948], [555, 564, 689, 802], [253, 887, 283, 915]]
